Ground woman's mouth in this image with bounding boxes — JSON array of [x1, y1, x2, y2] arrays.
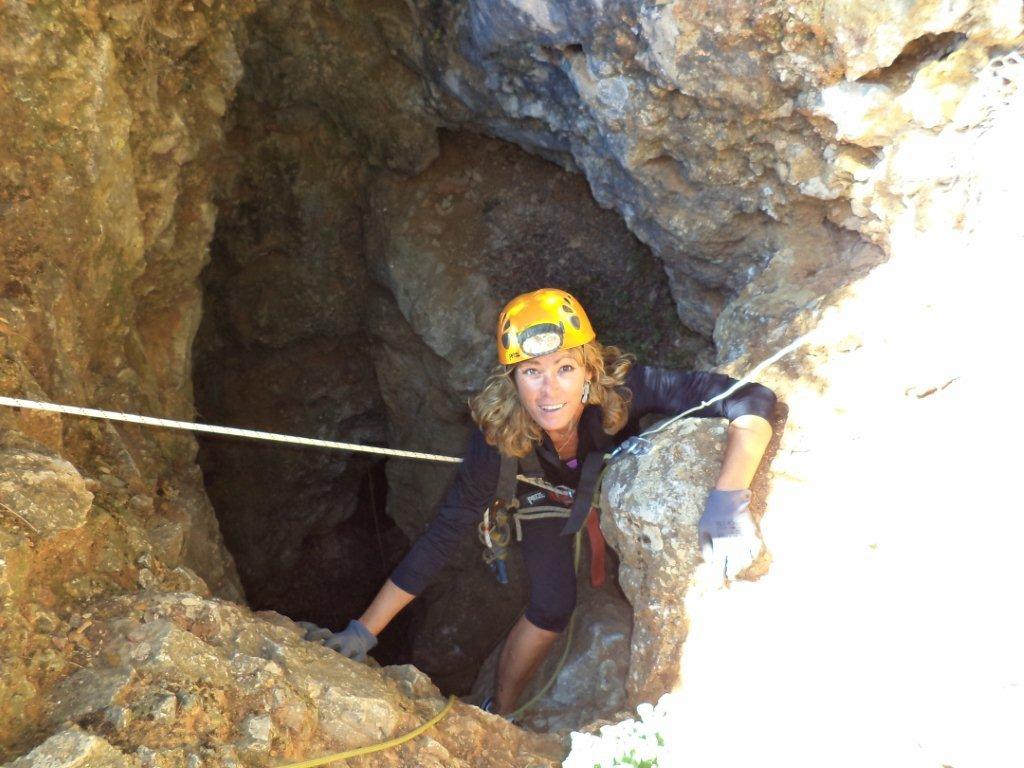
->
[[539, 403, 565, 412]]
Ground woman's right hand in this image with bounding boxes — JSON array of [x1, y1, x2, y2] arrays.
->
[[296, 620, 333, 643], [297, 619, 378, 661]]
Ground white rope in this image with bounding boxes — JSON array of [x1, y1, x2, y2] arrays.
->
[[641, 327, 819, 439], [0, 394, 600, 491], [0, 395, 462, 464], [0, 326, 820, 469]]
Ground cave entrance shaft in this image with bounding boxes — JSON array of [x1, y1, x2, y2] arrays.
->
[[189, 0, 704, 705]]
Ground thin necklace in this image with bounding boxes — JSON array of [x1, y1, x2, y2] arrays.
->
[[553, 419, 579, 457]]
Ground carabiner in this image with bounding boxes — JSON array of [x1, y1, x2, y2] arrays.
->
[[607, 435, 653, 461]]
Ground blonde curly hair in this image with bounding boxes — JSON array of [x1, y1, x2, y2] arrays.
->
[[469, 341, 634, 457]]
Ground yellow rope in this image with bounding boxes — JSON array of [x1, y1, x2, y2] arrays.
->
[[278, 695, 457, 768]]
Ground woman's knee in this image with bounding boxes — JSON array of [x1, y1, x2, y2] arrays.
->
[[524, 584, 577, 633]]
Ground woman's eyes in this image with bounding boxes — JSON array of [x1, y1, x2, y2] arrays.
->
[[521, 364, 576, 376]]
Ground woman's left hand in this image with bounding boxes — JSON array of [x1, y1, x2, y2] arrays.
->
[[698, 488, 760, 580]]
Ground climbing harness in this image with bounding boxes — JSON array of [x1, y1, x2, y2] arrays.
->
[[478, 487, 590, 585], [480, 414, 614, 590], [276, 694, 456, 767], [478, 498, 515, 584]]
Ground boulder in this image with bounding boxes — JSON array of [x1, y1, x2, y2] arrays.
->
[[471, 572, 634, 733], [4, 592, 566, 767], [1, 727, 138, 768], [0, 439, 93, 538], [600, 418, 730, 705]]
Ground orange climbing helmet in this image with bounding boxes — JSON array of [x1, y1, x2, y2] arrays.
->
[[496, 288, 596, 365]]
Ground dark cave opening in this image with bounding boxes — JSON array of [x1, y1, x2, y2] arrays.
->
[[191, 430, 417, 652], [189, 0, 706, 700], [238, 458, 416, 666], [190, 126, 705, 703]]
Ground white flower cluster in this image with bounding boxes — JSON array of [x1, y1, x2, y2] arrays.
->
[[562, 698, 679, 768]]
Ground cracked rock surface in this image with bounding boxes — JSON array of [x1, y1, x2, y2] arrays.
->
[[4, 592, 565, 766]]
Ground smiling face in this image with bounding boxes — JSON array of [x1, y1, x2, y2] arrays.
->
[[513, 349, 591, 437]]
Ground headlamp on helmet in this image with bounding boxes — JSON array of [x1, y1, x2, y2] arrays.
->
[[495, 288, 595, 365], [518, 324, 563, 357]]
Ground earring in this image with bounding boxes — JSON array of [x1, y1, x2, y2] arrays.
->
[[582, 381, 591, 404]]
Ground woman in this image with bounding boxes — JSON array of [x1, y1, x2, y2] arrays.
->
[[302, 288, 776, 716]]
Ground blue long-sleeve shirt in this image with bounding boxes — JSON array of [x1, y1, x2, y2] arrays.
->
[[390, 365, 777, 595]]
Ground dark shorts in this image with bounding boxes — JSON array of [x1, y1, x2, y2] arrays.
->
[[519, 517, 577, 633]]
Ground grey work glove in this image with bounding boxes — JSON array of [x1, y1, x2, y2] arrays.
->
[[698, 488, 760, 581], [296, 621, 333, 643], [297, 619, 378, 662]]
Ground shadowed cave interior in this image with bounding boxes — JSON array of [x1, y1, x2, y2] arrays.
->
[[191, 121, 706, 694]]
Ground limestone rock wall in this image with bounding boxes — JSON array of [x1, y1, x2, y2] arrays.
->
[[1, 0, 253, 755], [400, 0, 1018, 341], [407, 0, 856, 334], [0, 0, 251, 596]]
